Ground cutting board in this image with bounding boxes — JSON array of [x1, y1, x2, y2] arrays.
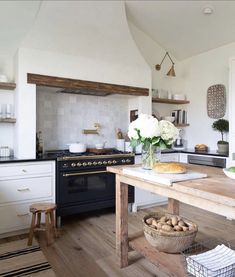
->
[[123, 167, 207, 186]]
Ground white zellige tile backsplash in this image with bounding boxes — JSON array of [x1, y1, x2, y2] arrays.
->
[[36, 90, 129, 151]]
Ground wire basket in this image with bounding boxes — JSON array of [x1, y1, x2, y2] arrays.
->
[[182, 239, 235, 277]]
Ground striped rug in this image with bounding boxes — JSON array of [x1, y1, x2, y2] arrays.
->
[[0, 239, 56, 277]]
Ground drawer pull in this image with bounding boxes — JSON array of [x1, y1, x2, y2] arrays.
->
[[22, 169, 27, 173], [17, 187, 30, 192], [17, 213, 30, 217]]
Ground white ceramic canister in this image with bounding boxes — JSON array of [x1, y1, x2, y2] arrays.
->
[[116, 139, 125, 152], [124, 141, 133, 153]]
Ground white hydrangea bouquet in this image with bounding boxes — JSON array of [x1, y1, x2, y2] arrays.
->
[[128, 113, 179, 169]]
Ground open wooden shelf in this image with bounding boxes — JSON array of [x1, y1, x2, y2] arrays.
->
[[152, 98, 190, 105], [0, 82, 16, 90], [129, 233, 187, 276], [175, 124, 190, 128], [0, 118, 16, 123]]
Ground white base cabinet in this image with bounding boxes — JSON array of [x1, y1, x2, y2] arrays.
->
[[0, 161, 55, 238], [132, 154, 175, 212]]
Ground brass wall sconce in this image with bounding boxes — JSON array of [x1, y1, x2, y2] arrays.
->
[[83, 123, 101, 135], [155, 52, 176, 77]]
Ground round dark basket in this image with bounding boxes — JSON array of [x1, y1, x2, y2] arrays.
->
[[142, 212, 198, 254]]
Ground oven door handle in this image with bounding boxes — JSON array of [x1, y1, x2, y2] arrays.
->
[[62, 170, 107, 177]]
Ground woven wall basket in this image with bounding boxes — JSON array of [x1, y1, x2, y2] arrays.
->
[[207, 84, 226, 119]]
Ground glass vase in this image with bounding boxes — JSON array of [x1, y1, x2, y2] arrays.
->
[[141, 144, 161, 170]]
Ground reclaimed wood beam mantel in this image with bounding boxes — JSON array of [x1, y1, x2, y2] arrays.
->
[[27, 73, 149, 96]]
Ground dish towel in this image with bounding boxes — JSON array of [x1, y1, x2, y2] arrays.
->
[[186, 244, 235, 277]]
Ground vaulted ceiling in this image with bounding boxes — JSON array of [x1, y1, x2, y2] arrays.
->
[[1, 1, 235, 63], [125, 1, 235, 60]]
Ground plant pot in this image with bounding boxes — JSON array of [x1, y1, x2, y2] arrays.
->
[[217, 142, 229, 154]]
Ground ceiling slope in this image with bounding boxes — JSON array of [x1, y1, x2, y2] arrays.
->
[[125, 1, 235, 60]]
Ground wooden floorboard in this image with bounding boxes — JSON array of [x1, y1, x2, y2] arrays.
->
[[1, 204, 235, 276]]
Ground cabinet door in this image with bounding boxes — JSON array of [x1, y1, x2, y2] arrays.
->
[[134, 155, 167, 209], [179, 153, 188, 163], [0, 176, 53, 204], [160, 153, 179, 162]]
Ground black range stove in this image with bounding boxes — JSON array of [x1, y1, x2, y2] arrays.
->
[[45, 149, 135, 225]]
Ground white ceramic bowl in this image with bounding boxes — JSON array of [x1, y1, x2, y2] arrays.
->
[[173, 94, 185, 100], [164, 116, 175, 123], [223, 168, 235, 180], [95, 143, 104, 149]]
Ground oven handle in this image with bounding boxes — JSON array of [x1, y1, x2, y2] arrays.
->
[[62, 170, 107, 177]]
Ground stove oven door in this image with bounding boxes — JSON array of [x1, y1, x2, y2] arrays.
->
[[58, 169, 116, 211]]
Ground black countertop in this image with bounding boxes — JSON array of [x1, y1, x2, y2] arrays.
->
[[136, 148, 228, 157], [0, 148, 228, 164], [0, 156, 56, 164]]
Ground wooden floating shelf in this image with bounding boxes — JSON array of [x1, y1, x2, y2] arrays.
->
[[0, 82, 16, 90], [129, 233, 187, 276], [0, 118, 16, 123], [174, 124, 190, 127], [152, 98, 190, 104]]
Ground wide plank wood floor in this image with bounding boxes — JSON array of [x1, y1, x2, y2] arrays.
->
[[1, 203, 235, 277]]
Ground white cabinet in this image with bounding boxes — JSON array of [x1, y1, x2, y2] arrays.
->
[[179, 153, 188, 163], [0, 161, 55, 237], [132, 154, 169, 212], [160, 153, 179, 162]]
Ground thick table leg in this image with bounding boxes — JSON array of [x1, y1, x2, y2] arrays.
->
[[116, 175, 129, 268], [168, 198, 179, 215]]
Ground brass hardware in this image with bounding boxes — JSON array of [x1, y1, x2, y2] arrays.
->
[[58, 153, 134, 161], [17, 187, 30, 192], [63, 170, 107, 177], [83, 123, 101, 135], [155, 52, 176, 77]]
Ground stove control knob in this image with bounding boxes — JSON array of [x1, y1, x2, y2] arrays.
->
[[112, 160, 117, 164], [121, 159, 126, 163], [108, 160, 112, 165], [77, 162, 82, 167], [126, 159, 131, 163], [88, 162, 92, 166], [82, 162, 87, 167], [71, 163, 76, 167], [98, 161, 102, 165], [93, 161, 97, 166], [103, 161, 107, 165]]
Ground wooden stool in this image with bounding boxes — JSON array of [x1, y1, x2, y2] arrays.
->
[[28, 203, 58, 246]]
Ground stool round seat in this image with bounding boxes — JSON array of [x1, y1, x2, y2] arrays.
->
[[30, 203, 57, 213]]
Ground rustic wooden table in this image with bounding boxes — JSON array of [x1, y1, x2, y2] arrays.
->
[[107, 164, 235, 277]]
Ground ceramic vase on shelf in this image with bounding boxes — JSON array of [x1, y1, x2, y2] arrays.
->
[[141, 144, 161, 170]]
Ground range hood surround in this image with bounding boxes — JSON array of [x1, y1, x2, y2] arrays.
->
[[14, 1, 152, 158]]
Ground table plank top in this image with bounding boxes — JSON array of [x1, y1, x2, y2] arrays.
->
[[107, 164, 235, 206]]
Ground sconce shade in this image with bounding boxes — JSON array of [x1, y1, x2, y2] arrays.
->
[[167, 65, 176, 77], [155, 52, 176, 77]]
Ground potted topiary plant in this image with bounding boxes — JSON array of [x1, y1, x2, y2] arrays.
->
[[212, 118, 229, 154]]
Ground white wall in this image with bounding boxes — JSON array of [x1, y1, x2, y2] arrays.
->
[[179, 43, 235, 150], [128, 21, 235, 151], [128, 21, 187, 123]]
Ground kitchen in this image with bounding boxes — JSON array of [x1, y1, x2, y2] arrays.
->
[[0, 1, 235, 276]]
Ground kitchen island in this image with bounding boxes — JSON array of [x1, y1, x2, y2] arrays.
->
[[107, 163, 235, 276]]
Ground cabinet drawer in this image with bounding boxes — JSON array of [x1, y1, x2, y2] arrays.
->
[[0, 163, 53, 179], [0, 176, 52, 204], [0, 201, 52, 234]]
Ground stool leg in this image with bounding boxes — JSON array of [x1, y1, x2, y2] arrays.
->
[[45, 212, 51, 246], [28, 213, 36, 246], [50, 210, 58, 238], [36, 212, 41, 228]]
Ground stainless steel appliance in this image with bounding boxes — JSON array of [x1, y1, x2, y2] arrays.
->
[[188, 155, 226, 168], [45, 150, 134, 225]]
